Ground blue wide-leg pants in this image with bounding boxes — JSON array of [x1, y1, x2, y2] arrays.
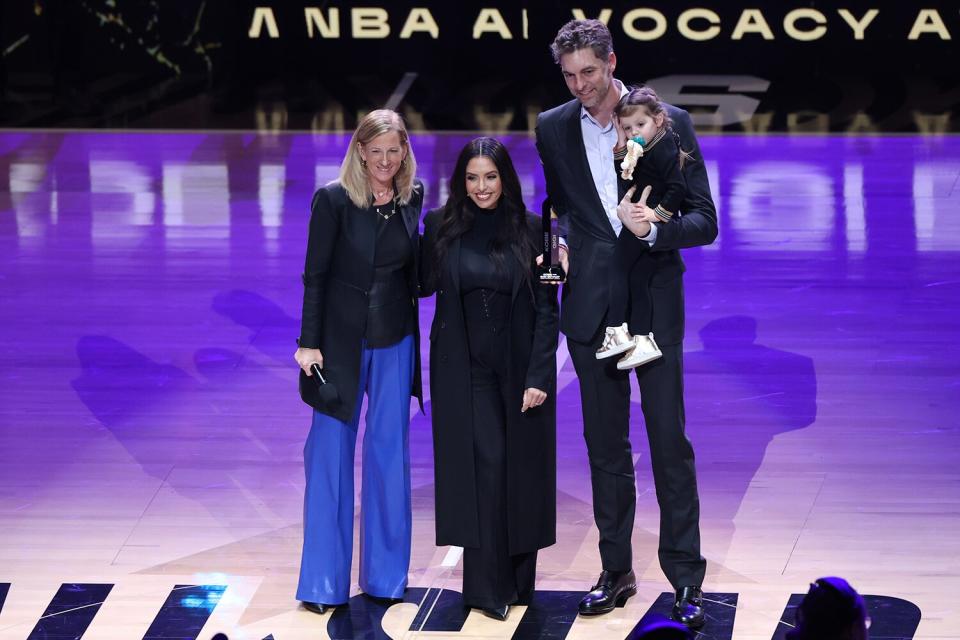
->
[[296, 334, 414, 605]]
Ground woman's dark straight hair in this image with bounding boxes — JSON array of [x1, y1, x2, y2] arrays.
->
[[434, 137, 535, 291]]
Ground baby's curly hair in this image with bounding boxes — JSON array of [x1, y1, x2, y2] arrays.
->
[[614, 86, 672, 129]]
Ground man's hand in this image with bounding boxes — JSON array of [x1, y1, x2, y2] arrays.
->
[[617, 185, 654, 238]]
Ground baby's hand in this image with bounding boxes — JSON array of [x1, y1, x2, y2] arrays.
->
[[636, 206, 660, 223]]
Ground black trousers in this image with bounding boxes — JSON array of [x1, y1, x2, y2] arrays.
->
[[461, 293, 537, 609], [608, 231, 655, 328], [568, 329, 706, 588]]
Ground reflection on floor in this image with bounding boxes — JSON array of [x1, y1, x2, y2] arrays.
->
[[0, 132, 958, 639]]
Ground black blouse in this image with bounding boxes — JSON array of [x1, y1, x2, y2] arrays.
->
[[365, 205, 414, 348]]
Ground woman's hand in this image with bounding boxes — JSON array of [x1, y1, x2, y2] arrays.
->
[[535, 245, 569, 285], [521, 388, 547, 412], [295, 347, 324, 375]]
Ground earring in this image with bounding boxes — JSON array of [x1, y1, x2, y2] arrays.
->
[[360, 159, 367, 168]]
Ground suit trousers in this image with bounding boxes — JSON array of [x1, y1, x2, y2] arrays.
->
[[567, 330, 706, 588], [461, 296, 537, 609], [296, 334, 414, 605]]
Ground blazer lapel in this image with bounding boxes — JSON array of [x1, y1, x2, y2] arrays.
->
[[401, 197, 418, 241], [562, 101, 616, 240], [347, 199, 378, 266]]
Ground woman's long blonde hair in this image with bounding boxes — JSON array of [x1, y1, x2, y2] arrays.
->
[[339, 109, 417, 208]]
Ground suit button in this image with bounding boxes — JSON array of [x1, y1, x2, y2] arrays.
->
[[440, 321, 446, 329], [439, 289, 444, 296], [440, 355, 448, 362]]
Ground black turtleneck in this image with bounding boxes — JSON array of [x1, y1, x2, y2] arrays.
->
[[459, 201, 512, 295]]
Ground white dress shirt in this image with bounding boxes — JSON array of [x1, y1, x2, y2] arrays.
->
[[578, 79, 658, 246]]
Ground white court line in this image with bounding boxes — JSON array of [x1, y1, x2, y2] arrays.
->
[[440, 546, 463, 567]]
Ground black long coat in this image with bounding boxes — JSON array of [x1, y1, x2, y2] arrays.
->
[[298, 181, 424, 423], [421, 207, 559, 554]]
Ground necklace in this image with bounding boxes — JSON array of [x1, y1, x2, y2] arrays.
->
[[373, 184, 396, 219], [375, 199, 397, 220]]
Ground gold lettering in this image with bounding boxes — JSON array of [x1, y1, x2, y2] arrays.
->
[[352, 8, 390, 39], [731, 9, 775, 40], [402, 107, 427, 132], [740, 112, 774, 134], [311, 106, 346, 132], [523, 8, 529, 40], [677, 8, 721, 41], [248, 7, 279, 38], [622, 8, 667, 41], [474, 106, 513, 132], [473, 9, 513, 39], [784, 8, 827, 41], [912, 111, 950, 134], [837, 9, 879, 40], [399, 8, 438, 39], [908, 9, 951, 40], [256, 103, 288, 131], [787, 111, 829, 133], [305, 8, 339, 39], [846, 112, 877, 133]]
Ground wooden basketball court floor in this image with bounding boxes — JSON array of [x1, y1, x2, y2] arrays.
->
[[0, 131, 958, 639]]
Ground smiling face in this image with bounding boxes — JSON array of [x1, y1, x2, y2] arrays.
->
[[559, 47, 616, 112], [359, 130, 405, 189], [464, 155, 502, 209], [618, 106, 665, 145]]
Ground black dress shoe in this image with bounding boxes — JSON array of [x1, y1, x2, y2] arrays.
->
[[672, 586, 705, 628], [302, 601, 330, 614], [365, 593, 402, 605], [479, 604, 510, 621], [578, 570, 637, 616]]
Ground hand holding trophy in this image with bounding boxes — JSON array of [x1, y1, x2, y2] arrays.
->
[[539, 198, 566, 284]]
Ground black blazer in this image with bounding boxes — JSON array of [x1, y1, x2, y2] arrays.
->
[[298, 181, 424, 422], [535, 100, 718, 345], [421, 207, 559, 553]]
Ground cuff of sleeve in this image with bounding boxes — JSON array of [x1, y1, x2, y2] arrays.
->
[[640, 223, 658, 246]]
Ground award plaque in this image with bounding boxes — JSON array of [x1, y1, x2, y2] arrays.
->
[[539, 198, 566, 283]]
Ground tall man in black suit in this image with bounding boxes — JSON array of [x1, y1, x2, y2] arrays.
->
[[535, 20, 717, 627]]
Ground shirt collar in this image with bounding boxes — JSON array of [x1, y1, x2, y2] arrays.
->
[[580, 78, 629, 129]]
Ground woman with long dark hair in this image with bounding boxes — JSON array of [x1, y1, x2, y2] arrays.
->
[[421, 137, 559, 620]]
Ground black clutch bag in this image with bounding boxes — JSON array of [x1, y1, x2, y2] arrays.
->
[[298, 363, 342, 410]]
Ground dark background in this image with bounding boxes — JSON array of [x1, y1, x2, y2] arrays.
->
[[1, 1, 958, 132]]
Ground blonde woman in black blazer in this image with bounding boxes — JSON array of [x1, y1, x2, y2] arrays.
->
[[293, 109, 424, 614]]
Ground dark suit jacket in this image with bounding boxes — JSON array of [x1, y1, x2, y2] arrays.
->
[[421, 207, 559, 553], [298, 181, 424, 422], [535, 100, 718, 345]]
